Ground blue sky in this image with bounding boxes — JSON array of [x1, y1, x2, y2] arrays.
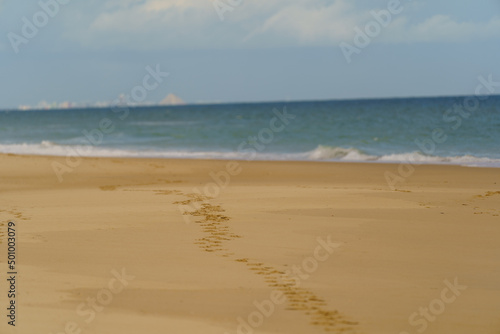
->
[[0, 0, 499, 108]]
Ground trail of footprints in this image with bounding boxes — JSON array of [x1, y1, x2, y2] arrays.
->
[[472, 191, 500, 216], [171, 190, 358, 333], [418, 190, 500, 217], [98, 184, 358, 331], [0, 208, 29, 244], [0, 208, 27, 221]]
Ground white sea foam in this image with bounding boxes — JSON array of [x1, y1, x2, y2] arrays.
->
[[307, 145, 376, 161], [306, 145, 500, 167], [0, 142, 499, 167]]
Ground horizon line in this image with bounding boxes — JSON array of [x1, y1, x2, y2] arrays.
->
[[3, 93, 499, 112]]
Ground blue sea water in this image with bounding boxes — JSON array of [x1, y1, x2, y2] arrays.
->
[[0, 96, 499, 167]]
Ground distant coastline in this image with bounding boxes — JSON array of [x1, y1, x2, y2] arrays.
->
[[5, 93, 500, 113]]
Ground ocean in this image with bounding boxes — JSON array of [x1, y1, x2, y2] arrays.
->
[[1, 96, 499, 167]]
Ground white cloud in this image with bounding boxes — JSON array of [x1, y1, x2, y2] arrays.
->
[[242, 1, 368, 45], [64, 0, 370, 49], [68, 1, 216, 49], [60, 0, 500, 49], [404, 15, 500, 42], [370, 14, 500, 44]]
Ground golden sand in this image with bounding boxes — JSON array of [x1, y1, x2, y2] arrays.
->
[[0, 153, 499, 334]]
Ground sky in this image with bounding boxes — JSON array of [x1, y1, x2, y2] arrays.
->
[[0, 0, 499, 109]]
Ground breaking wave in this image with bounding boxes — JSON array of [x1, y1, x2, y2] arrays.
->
[[0, 142, 499, 167]]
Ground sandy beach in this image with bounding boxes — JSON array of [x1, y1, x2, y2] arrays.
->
[[1, 153, 499, 334]]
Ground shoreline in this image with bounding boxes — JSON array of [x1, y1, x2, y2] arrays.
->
[[1, 152, 500, 169]]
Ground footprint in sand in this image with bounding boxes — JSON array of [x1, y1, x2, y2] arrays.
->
[[6, 209, 30, 221], [471, 191, 500, 216], [475, 191, 500, 198], [170, 190, 359, 333]]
